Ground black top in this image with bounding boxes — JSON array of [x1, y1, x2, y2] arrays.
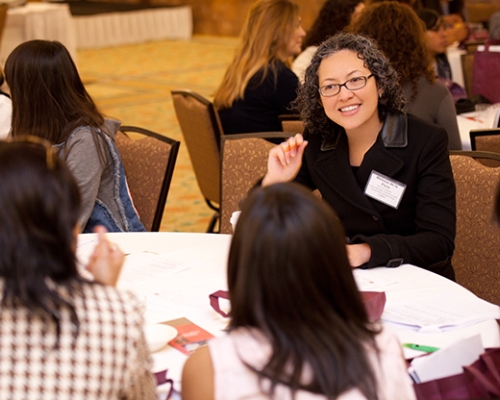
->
[[295, 112, 456, 280], [218, 60, 299, 135]]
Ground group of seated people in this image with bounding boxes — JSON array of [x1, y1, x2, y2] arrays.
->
[[0, 0, 499, 398]]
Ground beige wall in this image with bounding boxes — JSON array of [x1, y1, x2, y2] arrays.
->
[[148, 0, 326, 36]]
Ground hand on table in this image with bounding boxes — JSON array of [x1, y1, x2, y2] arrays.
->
[[86, 226, 125, 286], [346, 243, 371, 268], [262, 133, 308, 186]]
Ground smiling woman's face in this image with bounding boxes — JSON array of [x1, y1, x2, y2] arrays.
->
[[318, 50, 381, 136]]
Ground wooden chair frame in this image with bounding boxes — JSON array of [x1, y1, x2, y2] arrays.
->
[[118, 125, 180, 232]]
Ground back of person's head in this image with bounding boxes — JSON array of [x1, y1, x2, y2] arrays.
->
[[368, 0, 423, 11], [348, 2, 434, 86], [228, 182, 379, 399], [297, 32, 405, 141], [4, 40, 103, 144], [303, 0, 365, 48], [417, 7, 442, 30], [0, 137, 82, 341], [213, 0, 300, 109], [242, 0, 299, 58]]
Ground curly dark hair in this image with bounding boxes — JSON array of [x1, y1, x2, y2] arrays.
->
[[303, 0, 364, 48], [294, 32, 405, 142], [347, 2, 435, 92]]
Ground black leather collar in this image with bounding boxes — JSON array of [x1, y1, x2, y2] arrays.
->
[[320, 112, 409, 151]]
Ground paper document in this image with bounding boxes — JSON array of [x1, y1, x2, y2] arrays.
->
[[353, 269, 397, 291], [409, 334, 484, 383], [382, 293, 500, 332]]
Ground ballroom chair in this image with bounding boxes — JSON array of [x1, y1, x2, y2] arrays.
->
[[279, 114, 305, 134], [460, 52, 475, 98], [171, 90, 223, 233], [470, 128, 500, 167], [449, 150, 500, 305], [115, 126, 180, 232], [0, 4, 7, 49], [220, 132, 290, 234]]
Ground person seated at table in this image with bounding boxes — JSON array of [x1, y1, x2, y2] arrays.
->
[[348, 2, 461, 150], [4, 40, 145, 233], [0, 137, 156, 399], [292, 0, 365, 82], [262, 32, 457, 280], [182, 183, 416, 400], [213, 0, 305, 137], [0, 67, 12, 140], [420, 0, 468, 45], [417, 8, 468, 104]]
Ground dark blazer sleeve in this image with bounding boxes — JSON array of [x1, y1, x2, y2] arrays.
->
[[352, 126, 456, 275]]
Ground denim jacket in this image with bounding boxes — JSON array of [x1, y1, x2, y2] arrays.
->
[[55, 119, 146, 233]]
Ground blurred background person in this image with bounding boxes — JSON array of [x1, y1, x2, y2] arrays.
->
[[0, 138, 156, 399], [349, 2, 462, 149], [214, 0, 305, 138], [417, 8, 468, 103], [292, 0, 365, 82], [182, 183, 415, 400]]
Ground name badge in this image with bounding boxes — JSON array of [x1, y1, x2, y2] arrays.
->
[[364, 170, 406, 209]]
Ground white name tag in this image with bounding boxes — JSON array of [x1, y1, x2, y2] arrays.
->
[[364, 170, 406, 209]]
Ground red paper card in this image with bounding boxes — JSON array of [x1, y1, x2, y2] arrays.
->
[[162, 317, 215, 355]]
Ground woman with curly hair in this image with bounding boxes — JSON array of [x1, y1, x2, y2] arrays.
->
[[214, 0, 305, 137], [348, 2, 461, 149], [263, 32, 456, 280], [292, 0, 365, 81]]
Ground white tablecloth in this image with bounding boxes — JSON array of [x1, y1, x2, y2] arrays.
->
[[77, 232, 500, 396], [0, 3, 77, 65], [73, 5, 192, 49]]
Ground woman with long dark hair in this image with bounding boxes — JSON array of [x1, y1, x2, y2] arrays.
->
[[182, 183, 415, 399], [4, 40, 145, 233], [0, 137, 156, 398]]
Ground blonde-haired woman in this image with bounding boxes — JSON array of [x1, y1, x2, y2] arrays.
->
[[214, 0, 305, 138]]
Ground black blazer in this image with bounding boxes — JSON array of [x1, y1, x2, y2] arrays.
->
[[296, 112, 456, 280]]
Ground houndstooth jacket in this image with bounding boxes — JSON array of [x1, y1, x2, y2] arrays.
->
[[0, 280, 157, 399]]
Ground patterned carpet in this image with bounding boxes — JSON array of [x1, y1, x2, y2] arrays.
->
[[77, 35, 238, 232]]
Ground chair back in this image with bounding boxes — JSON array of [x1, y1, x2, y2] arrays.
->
[[470, 128, 500, 167], [0, 4, 7, 47], [450, 150, 500, 305], [220, 132, 290, 234], [116, 126, 180, 232], [279, 114, 305, 134], [171, 90, 222, 206], [461, 52, 475, 98], [171, 90, 222, 232]]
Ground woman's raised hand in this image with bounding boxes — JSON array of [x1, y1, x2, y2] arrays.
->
[[262, 133, 308, 186], [86, 226, 125, 286]]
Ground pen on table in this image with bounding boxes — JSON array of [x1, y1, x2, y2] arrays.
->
[[465, 116, 484, 123], [402, 343, 440, 353]]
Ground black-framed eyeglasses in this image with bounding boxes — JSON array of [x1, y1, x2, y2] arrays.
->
[[319, 74, 374, 97]]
